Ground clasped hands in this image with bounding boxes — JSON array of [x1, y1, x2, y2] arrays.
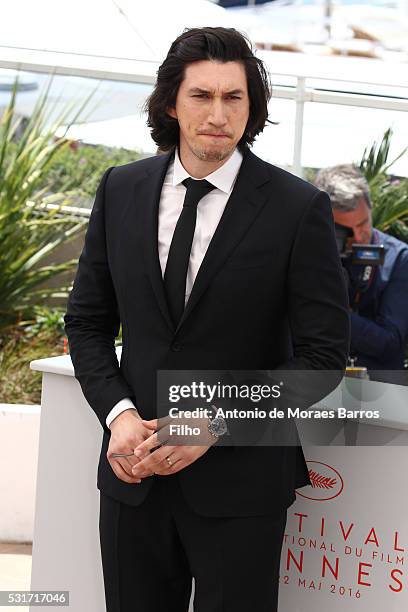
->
[[107, 411, 217, 484]]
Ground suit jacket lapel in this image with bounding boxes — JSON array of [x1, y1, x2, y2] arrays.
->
[[135, 150, 175, 332], [175, 149, 271, 334]]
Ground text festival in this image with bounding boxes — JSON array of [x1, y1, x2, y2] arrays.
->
[[283, 513, 405, 592]]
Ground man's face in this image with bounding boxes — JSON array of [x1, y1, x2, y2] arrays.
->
[[167, 59, 250, 165], [333, 196, 372, 245]]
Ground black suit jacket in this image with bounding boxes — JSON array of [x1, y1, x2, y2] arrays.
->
[[64, 147, 350, 517]]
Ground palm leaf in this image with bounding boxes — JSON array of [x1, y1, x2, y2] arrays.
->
[[358, 128, 408, 242], [0, 72, 99, 332]]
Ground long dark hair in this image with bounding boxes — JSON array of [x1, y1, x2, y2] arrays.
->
[[145, 27, 272, 152]]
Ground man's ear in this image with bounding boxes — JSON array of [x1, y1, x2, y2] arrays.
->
[[167, 106, 177, 119]]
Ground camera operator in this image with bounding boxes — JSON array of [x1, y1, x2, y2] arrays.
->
[[314, 164, 408, 383]]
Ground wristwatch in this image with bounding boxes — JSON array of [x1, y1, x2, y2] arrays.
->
[[207, 414, 229, 439]]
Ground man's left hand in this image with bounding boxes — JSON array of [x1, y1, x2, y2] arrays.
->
[[131, 417, 217, 477]]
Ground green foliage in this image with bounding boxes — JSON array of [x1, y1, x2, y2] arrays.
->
[[36, 141, 141, 198], [388, 219, 408, 243], [358, 127, 408, 243], [21, 306, 66, 337], [360, 127, 397, 181], [0, 74, 96, 332], [0, 324, 64, 404], [0, 73, 138, 402], [0, 307, 123, 403]]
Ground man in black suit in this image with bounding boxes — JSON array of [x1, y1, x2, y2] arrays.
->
[[64, 26, 349, 612]]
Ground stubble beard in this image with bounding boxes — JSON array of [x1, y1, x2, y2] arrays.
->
[[192, 142, 233, 163]]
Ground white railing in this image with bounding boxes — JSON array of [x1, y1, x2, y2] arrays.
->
[[1, 47, 407, 177]]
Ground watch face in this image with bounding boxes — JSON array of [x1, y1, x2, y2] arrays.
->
[[210, 416, 228, 437]]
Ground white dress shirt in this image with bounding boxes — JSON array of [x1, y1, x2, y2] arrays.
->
[[106, 147, 243, 428]]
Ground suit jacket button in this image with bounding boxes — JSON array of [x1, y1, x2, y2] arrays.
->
[[171, 342, 183, 352]]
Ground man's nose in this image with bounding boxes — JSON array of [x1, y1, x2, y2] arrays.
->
[[353, 228, 365, 243], [208, 99, 227, 126]]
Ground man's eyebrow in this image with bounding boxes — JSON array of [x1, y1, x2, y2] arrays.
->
[[356, 217, 369, 227], [188, 87, 245, 95]]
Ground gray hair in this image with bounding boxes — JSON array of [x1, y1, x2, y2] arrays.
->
[[314, 164, 371, 212]]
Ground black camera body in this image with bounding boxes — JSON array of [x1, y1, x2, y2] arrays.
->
[[335, 223, 385, 266], [335, 222, 385, 303]]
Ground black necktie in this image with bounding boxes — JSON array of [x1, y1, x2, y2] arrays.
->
[[164, 177, 216, 326]]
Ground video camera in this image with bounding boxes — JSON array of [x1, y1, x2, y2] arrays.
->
[[335, 223, 385, 266], [335, 223, 385, 300]]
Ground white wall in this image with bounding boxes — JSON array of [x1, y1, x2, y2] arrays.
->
[[0, 404, 40, 542]]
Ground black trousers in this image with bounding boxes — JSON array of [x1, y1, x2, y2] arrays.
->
[[99, 473, 287, 612]]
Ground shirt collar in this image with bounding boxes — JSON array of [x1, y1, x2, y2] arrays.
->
[[172, 147, 243, 194]]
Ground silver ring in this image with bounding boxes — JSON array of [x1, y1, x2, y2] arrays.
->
[[165, 456, 173, 467]]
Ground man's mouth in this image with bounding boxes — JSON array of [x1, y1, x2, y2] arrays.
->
[[199, 133, 230, 138]]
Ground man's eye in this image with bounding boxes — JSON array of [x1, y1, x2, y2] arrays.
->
[[227, 95, 241, 100], [192, 94, 208, 98]]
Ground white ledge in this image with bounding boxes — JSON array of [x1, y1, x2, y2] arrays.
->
[[28, 352, 408, 433], [30, 346, 122, 376], [0, 403, 41, 414]]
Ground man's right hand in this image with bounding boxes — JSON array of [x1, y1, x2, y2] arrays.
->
[[107, 409, 157, 484]]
